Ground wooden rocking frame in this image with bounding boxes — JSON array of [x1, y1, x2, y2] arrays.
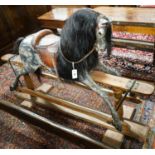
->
[[0, 53, 154, 148]]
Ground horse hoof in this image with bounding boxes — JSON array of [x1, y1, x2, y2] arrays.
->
[[10, 85, 16, 91], [113, 121, 122, 131]]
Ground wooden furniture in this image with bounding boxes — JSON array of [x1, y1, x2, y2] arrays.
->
[[38, 6, 155, 65], [94, 7, 155, 35], [38, 6, 87, 29]]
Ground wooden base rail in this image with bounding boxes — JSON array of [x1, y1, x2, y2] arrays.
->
[[16, 86, 150, 143], [0, 99, 111, 149]]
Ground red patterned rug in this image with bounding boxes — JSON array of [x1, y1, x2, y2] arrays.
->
[[100, 32, 155, 82]]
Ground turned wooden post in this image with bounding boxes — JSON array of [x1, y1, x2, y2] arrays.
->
[[24, 74, 35, 90], [23, 74, 37, 105]]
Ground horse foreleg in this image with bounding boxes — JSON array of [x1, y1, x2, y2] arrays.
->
[[80, 72, 122, 131], [96, 61, 121, 76]]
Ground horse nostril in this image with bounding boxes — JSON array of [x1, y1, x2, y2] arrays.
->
[[98, 32, 102, 35]]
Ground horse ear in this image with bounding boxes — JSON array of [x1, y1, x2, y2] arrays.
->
[[106, 22, 112, 57]]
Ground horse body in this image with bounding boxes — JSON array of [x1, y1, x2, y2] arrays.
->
[[17, 29, 60, 73]]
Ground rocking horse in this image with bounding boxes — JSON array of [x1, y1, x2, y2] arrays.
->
[[1, 8, 154, 148]]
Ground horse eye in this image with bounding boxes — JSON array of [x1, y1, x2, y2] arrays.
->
[[102, 23, 108, 26]]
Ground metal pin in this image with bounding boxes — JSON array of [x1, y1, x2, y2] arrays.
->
[[72, 62, 75, 69]]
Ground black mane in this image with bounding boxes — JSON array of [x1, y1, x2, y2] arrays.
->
[[57, 8, 110, 80]]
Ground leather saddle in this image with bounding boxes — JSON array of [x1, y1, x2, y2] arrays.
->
[[31, 29, 60, 68]]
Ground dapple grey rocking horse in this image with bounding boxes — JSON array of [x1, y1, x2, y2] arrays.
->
[[11, 9, 124, 130]]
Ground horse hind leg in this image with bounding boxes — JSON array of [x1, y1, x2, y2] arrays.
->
[[10, 69, 29, 91], [79, 71, 122, 131]]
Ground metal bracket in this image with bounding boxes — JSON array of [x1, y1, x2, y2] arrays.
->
[[116, 80, 137, 111], [126, 80, 139, 91]]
